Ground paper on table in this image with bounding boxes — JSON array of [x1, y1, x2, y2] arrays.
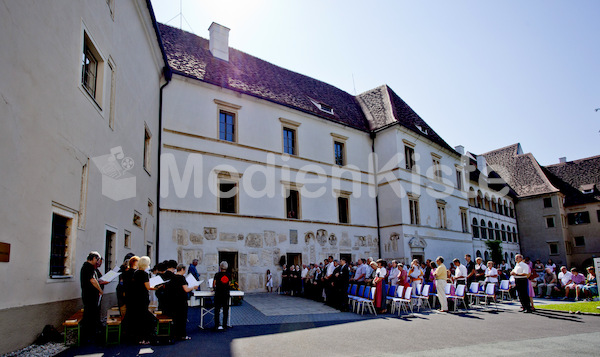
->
[[99, 270, 121, 283], [185, 274, 202, 288], [149, 275, 166, 288]]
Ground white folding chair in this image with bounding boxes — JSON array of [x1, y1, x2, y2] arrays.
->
[[398, 287, 413, 316], [360, 287, 377, 315], [499, 280, 511, 301], [390, 286, 404, 314], [483, 283, 498, 310], [417, 284, 431, 311], [449, 284, 467, 312]]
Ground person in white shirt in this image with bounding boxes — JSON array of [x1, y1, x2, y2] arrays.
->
[[511, 254, 532, 313], [484, 261, 499, 285], [452, 258, 469, 308], [557, 266, 572, 288], [388, 260, 400, 286], [352, 259, 366, 283], [364, 258, 374, 283], [301, 264, 309, 295]]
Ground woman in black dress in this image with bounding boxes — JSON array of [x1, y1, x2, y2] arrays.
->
[[126, 256, 156, 345], [167, 264, 195, 340]]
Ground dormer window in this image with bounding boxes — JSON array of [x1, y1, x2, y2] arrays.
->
[[580, 184, 595, 194], [309, 97, 334, 115], [415, 124, 428, 135], [319, 103, 333, 114]]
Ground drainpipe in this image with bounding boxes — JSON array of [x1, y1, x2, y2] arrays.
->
[[156, 66, 172, 261], [370, 131, 382, 259]]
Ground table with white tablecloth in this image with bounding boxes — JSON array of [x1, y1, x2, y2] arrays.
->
[[193, 290, 244, 329]]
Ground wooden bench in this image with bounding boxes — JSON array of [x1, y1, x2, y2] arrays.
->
[[105, 316, 123, 345], [63, 309, 84, 346], [153, 311, 173, 337]]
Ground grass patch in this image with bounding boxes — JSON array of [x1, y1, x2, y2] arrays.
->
[[537, 301, 600, 314]]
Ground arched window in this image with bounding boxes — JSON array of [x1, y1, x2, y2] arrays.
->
[[512, 227, 518, 243], [509, 202, 515, 218], [472, 218, 479, 238], [504, 252, 508, 262], [510, 253, 514, 265], [491, 197, 497, 212], [507, 226, 512, 242], [476, 250, 482, 258], [484, 195, 490, 211], [495, 223, 500, 240], [501, 224, 506, 241], [476, 191, 483, 209], [468, 187, 476, 206], [488, 221, 494, 240], [503, 201, 509, 216], [484, 251, 489, 262], [480, 219, 487, 239]]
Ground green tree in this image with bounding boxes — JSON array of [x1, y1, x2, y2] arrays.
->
[[485, 240, 503, 264]]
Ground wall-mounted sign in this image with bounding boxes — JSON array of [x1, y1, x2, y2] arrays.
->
[[0, 242, 10, 262]]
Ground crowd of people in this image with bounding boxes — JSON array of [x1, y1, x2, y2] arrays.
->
[[79, 251, 233, 345], [274, 254, 597, 314]]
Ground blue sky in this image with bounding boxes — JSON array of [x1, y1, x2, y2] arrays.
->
[[150, 0, 599, 166]]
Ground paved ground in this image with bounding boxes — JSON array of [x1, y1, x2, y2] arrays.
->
[[56, 293, 600, 357]]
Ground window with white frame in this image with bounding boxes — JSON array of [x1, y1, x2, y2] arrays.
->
[[408, 194, 420, 225], [215, 99, 241, 143], [437, 200, 447, 229], [431, 154, 442, 180], [460, 208, 469, 233], [81, 31, 104, 106], [282, 181, 302, 219], [49, 204, 78, 278], [218, 172, 241, 214]]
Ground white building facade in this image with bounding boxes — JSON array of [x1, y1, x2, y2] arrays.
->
[[0, 1, 166, 353]]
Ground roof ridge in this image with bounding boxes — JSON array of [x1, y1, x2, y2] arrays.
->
[[481, 143, 520, 156], [545, 154, 600, 167]]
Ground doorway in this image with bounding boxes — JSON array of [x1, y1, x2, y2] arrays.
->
[[286, 253, 301, 267], [411, 254, 424, 264], [340, 253, 352, 264], [218, 251, 238, 282]]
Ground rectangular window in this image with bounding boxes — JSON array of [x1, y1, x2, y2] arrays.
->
[[144, 125, 151, 173], [82, 43, 98, 98], [567, 211, 590, 225], [50, 213, 73, 277], [543, 197, 552, 208], [108, 60, 116, 129], [133, 211, 142, 228], [286, 189, 300, 219], [124, 230, 131, 249], [148, 199, 154, 217], [437, 203, 447, 229], [548, 242, 559, 255], [405, 146, 415, 170], [78, 160, 89, 229], [432, 157, 442, 180], [338, 196, 349, 224], [283, 127, 296, 155], [460, 209, 468, 233], [574, 236, 585, 247], [146, 243, 152, 260], [334, 141, 345, 166], [219, 181, 238, 214], [105, 228, 116, 273], [219, 110, 235, 142], [546, 217, 555, 228], [409, 198, 420, 225], [456, 170, 463, 191]]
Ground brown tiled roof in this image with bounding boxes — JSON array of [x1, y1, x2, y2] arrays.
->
[[356, 85, 456, 153], [158, 23, 370, 131], [482, 144, 559, 198], [544, 156, 600, 206]]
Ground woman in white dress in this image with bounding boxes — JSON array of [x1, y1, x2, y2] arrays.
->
[[266, 269, 273, 292]]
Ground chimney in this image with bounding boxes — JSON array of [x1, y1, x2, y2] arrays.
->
[[559, 157, 567, 164], [477, 156, 488, 176], [208, 22, 230, 61], [454, 145, 465, 155]]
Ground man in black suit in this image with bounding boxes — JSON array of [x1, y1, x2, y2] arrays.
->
[[335, 258, 350, 311]]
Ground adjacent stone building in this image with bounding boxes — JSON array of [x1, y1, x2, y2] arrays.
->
[[483, 144, 599, 269]]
